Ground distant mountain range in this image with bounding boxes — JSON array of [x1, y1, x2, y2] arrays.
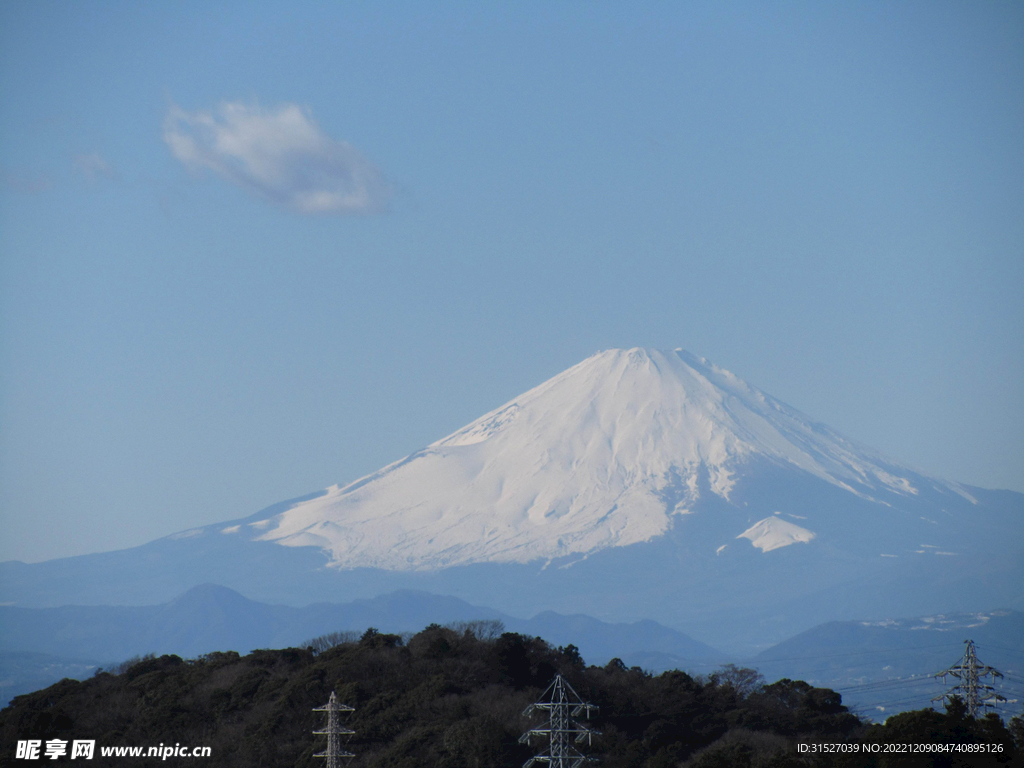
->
[[0, 585, 722, 707], [4, 587, 1021, 724], [0, 584, 723, 665], [2, 349, 1021, 656], [750, 610, 1024, 721]]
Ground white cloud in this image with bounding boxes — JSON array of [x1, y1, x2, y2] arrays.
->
[[163, 101, 389, 215], [74, 152, 118, 181]]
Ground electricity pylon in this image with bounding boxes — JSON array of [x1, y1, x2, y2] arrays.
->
[[313, 691, 355, 767], [520, 674, 600, 768], [932, 640, 1005, 718]]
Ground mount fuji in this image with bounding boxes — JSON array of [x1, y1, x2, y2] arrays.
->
[[2, 348, 1020, 653]]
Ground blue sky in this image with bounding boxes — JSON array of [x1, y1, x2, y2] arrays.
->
[[1, 1, 1021, 562]]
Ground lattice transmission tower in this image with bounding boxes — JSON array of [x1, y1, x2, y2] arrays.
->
[[932, 639, 1005, 718], [520, 674, 600, 768], [313, 691, 355, 767]]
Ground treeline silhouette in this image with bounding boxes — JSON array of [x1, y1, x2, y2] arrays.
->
[[0, 622, 1020, 767]]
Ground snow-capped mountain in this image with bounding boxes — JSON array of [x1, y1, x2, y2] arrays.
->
[[2, 348, 1020, 653], [248, 348, 973, 569]]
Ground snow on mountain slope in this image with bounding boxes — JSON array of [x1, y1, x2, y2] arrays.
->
[[737, 516, 817, 553], [248, 348, 970, 570]]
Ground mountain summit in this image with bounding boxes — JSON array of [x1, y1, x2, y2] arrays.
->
[[251, 348, 969, 570]]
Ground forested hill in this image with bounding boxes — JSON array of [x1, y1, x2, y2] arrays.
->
[[1, 624, 1020, 767]]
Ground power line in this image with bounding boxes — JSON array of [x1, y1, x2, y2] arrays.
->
[[837, 677, 940, 693], [974, 643, 1024, 658], [753, 641, 956, 665]]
